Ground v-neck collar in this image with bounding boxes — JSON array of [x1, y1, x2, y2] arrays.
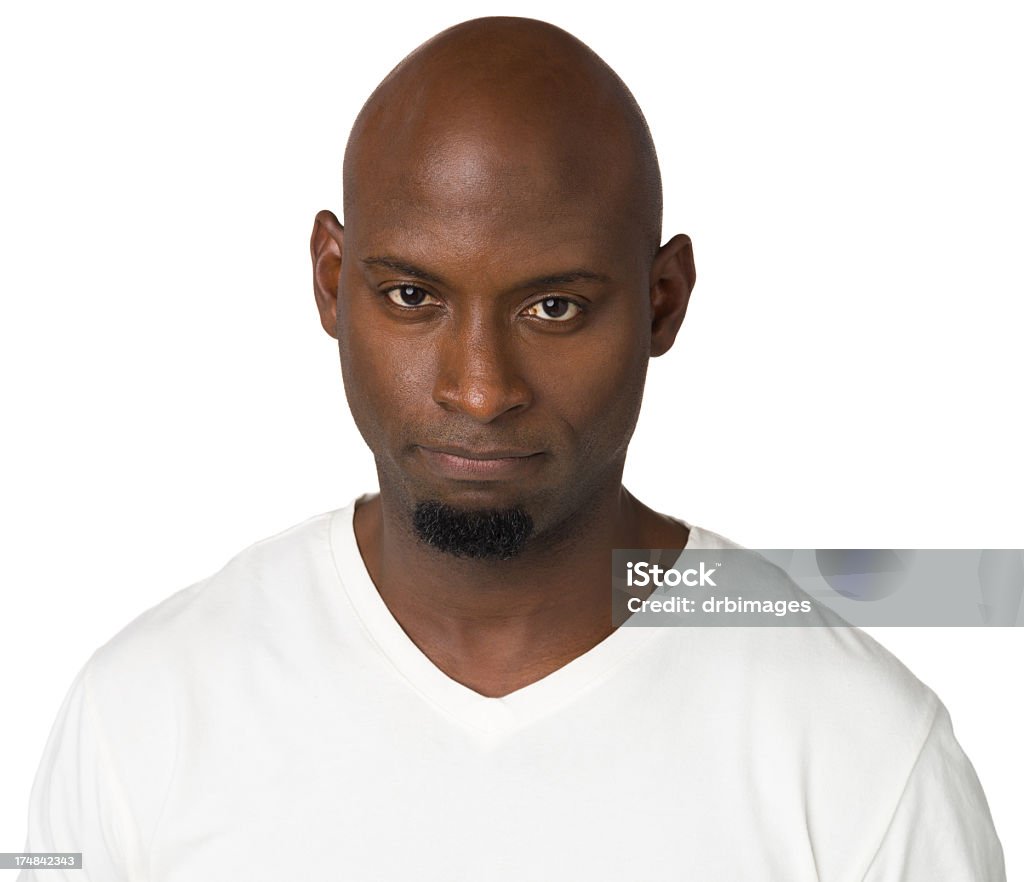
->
[[327, 495, 711, 739]]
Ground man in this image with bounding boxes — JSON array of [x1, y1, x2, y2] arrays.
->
[[19, 16, 1004, 881]]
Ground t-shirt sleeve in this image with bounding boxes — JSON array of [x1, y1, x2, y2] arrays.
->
[[860, 701, 1006, 881], [17, 660, 142, 882]]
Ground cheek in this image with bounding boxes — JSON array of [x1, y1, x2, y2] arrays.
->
[[596, 342, 648, 446], [532, 320, 649, 451], [338, 311, 437, 443]]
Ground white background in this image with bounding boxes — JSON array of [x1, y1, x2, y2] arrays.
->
[[2, 0, 1021, 870]]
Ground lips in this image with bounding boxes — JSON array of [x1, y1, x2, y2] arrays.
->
[[416, 445, 544, 481]]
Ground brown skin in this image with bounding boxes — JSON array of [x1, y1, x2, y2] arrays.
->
[[311, 18, 696, 697]]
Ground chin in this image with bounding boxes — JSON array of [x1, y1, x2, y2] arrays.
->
[[411, 499, 535, 560]]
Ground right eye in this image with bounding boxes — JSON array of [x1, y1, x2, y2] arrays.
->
[[383, 285, 440, 308]]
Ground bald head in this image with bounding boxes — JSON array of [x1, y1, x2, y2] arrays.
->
[[343, 17, 663, 260]]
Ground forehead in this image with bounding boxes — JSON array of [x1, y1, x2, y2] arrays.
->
[[345, 127, 645, 279]]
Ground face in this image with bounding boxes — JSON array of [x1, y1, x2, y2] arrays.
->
[[314, 132, 688, 552]]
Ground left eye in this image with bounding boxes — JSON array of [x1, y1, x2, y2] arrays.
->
[[384, 285, 439, 308], [523, 297, 581, 322]]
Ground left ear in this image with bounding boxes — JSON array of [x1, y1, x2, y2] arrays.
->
[[649, 233, 696, 357]]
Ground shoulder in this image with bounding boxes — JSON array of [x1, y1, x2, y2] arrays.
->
[[675, 520, 935, 726], [81, 505, 349, 741], [684, 524, 939, 742], [26, 507, 350, 861], [92, 507, 339, 670], [665, 521, 958, 871]]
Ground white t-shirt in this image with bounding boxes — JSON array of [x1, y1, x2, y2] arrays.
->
[[19, 498, 1005, 881]]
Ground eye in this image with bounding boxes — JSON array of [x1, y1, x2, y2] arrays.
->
[[384, 285, 440, 308], [522, 297, 582, 322]]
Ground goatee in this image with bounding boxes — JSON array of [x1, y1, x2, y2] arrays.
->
[[412, 501, 534, 560]]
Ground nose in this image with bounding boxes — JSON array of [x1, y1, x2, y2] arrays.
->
[[432, 316, 532, 423]]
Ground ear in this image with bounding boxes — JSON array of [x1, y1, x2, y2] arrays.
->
[[310, 209, 345, 339], [649, 233, 696, 357]]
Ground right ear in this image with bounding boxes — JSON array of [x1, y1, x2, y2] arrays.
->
[[310, 209, 345, 339]]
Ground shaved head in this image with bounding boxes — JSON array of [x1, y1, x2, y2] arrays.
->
[[343, 16, 663, 260]]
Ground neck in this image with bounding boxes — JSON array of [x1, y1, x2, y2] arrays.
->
[[352, 482, 688, 697]]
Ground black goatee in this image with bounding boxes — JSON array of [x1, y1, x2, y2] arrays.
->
[[412, 501, 534, 560]]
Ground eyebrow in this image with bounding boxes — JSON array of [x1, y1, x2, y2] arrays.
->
[[361, 256, 610, 290], [361, 257, 446, 286]]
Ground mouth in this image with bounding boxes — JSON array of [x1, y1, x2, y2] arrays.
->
[[415, 445, 545, 481]]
